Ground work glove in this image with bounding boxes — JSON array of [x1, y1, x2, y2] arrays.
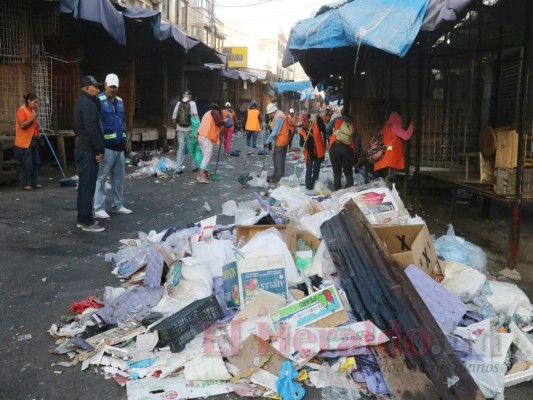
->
[[267, 143, 272, 151]]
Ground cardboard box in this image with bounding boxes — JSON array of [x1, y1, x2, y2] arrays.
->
[[236, 224, 297, 255], [223, 255, 287, 308], [339, 187, 399, 224], [270, 285, 345, 330], [373, 223, 440, 277]]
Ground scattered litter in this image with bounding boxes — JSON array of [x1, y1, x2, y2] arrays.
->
[[17, 334, 32, 341], [45, 177, 533, 399]]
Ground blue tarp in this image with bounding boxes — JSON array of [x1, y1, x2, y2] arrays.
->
[[288, 0, 429, 58], [273, 80, 313, 93]]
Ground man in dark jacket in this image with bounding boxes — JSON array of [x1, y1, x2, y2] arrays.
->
[[73, 75, 105, 232]]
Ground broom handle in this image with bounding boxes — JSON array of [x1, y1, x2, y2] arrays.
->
[[37, 119, 67, 178], [292, 119, 315, 176]]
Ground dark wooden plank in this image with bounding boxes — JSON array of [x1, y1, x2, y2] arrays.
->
[[321, 201, 484, 400]]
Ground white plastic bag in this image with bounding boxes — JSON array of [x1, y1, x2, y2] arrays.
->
[[486, 281, 532, 315]]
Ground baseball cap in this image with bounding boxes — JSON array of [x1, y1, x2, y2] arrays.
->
[[250, 100, 257, 106], [183, 89, 191, 96], [225, 102, 231, 107], [105, 73, 119, 87], [79, 75, 103, 88], [297, 113, 310, 126], [289, 108, 294, 113]]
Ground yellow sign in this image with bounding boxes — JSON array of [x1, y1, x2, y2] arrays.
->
[[222, 47, 248, 68]]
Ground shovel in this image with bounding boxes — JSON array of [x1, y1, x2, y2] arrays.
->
[[37, 119, 77, 186]]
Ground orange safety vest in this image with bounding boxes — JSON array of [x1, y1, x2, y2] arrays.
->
[[273, 111, 289, 147], [198, 110, 223, 144], [329, 118, 355, 152], [374, 124, 402, 171], [15, 106, 39, 148], [299, 121, 326, 163], [287, 114, 296, 132], [245, 108, 261, 131]]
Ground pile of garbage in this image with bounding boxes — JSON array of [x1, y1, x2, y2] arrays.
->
[[48, 179, 533, 399]]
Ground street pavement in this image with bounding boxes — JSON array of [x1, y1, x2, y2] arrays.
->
[[0, 133, 532, 399]]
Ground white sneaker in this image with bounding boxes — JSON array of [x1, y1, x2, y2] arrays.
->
[[112, 206, 132, 214], [81, 223, 105, 233], [95, 210, 110, 219]]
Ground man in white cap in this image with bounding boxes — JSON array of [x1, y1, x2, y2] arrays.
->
[[94, 73, 132, 219], [264, 102, 289, 183], [172, 89, 199, 173]]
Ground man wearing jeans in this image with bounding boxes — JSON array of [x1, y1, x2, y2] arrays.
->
[[172, 89, 199, 173], [264, 102, 289, 183], [94, 73, 132, 219], [73, 76, 105, 232]]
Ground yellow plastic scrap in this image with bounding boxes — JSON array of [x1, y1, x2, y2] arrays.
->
[[262, 393, 282, 399], [340, 357, 356, 373], [297, 369, 308, 382]]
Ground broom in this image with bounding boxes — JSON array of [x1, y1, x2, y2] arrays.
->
[[37, 119, 77, 187], [210, 138, 224, 181]]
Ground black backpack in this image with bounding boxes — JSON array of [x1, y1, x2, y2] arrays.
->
[[177, 100, 191, 127]]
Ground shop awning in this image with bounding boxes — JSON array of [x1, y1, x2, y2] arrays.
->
[[59, 0, 226, 63], [60, 0, 126, 46], [273, 80, 313, 93]]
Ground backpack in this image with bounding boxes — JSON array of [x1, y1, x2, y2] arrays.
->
[[224, 111, 233, 128], [177, 100, 191, 127], [335, 121, 354, 146], [366, 130, 386, 164]]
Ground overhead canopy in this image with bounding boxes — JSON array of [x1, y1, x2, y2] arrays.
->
[[287, 0, 429, 59], [284, 0, 474, 80], [59, 0, 226, 64], [59, 0, 126, 45], [273, 80, 313, 93]]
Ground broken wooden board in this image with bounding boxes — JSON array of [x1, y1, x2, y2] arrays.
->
[[321, 200, 484, 400]]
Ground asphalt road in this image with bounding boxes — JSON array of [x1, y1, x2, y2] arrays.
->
[[1, 134, 532, 399]]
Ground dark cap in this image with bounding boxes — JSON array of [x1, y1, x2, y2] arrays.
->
[[80, 75, 103, 88], [183, 89, 191, 96]]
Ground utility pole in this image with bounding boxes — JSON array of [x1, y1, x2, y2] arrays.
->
[[210, 0, 216, 48]]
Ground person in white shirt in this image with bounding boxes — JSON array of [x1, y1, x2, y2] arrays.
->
[[172, 89, 199, 173]]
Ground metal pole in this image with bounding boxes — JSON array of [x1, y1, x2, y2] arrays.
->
[[501, 0, 532, 278]]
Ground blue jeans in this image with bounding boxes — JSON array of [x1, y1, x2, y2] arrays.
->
[[13, 139, 40, 186], [94, 148, 125, 211], [75, 150, 99, 225], [176, 129, 199, 169], [246, 130, 258, 149]]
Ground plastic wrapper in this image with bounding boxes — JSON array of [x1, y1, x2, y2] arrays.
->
[[434, 224, 487, 272], [485, 281, 532, 315], [221, 200, 237, 216]]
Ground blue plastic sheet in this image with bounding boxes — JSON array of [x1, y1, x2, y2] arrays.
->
[[287, 0, 429, 57], [276, 361, 305, 400]]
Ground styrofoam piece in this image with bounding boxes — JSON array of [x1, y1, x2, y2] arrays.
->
[[504, 366, 533, 387]]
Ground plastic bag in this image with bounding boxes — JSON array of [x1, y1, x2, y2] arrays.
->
[[187, 116, 203, 168], [485, 281, 532, 315], [434, 224, 487, 272], [276, 361, 306, 400]]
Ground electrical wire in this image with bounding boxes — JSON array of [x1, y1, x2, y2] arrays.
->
[[215, 0, 275, 7]]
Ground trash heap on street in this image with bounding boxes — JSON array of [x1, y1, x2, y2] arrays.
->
[[49, 178, 533, 399]]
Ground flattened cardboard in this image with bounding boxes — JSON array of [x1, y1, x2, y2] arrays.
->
[[227, 334, 287, 376], [237, 255, 287, 306], [374, 223, 440, 277], [270, 286, 345, 330]]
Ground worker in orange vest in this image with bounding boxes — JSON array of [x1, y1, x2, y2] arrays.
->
[[374, 111, 414, 173], [298, 113, 326, 191], [243, 100, 263, 156], [196, 103, 226, 183], [264, 102, 289, 183], [329, 116, 357, 191]]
